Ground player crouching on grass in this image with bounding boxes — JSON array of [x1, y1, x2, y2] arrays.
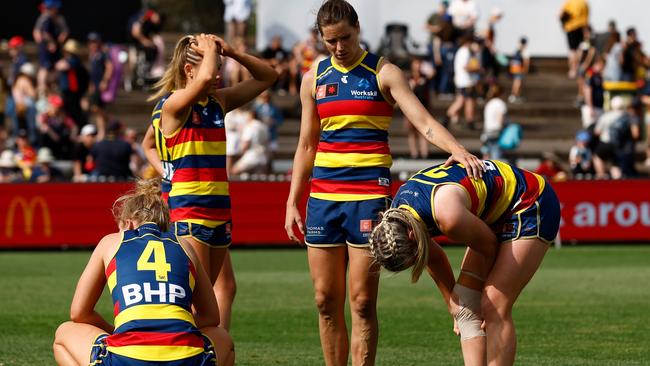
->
[[369, 160, 560, 366], [53, 178, 234, 366]]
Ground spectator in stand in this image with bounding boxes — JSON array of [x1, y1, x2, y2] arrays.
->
[[481, 8, 504, 86], [292, 28, 326, 87], [72, 124, 97, 182], [225, 106, 247, 174], [581, 55, 604, 129], [91, 121, 133, 180], [7, 63, 38, 145], [0, 72, 8, 135], [37, 94, 77, 159], [592, 96, 636, 179], [124, 127, 146, 177], [426, 1, 451, 94], [87, 32, 114, 139], [575, 26, 596, 105], [508, 37, 530, 104], [535, 151, 568, 182], [14, 129, 37, 181], [0, 150, 21, 183], [55, 39, 89, 128], [621, 27, 644, 82], [129, 5, 165, 81], [559, 0, 589, 79], [641, 77, 650, 168], [404, 57, 431, 159], [569, 130, 593, 178], [254, 90, 283, 159], [603, 31, 623, 82], [7, 36, 28, 87], [481, 84, 507, 160], [30, 147, 64, 182], [448, 0, 478, 39], [231, 107, 270, 174], [446, 34, 478, 130], [33, 0, 69, 94], [616, 101, 642, 178], [224, 0, 252, 41], [223, 37, 251, 87], [261, 35, 292, 94]]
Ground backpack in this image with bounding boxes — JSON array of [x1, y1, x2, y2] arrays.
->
[[498, 123, 523, 150]]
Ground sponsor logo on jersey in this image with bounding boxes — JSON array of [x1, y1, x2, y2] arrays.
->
[[378, 177, 390, 187], [317, 83, 339, 100], [360, 219, 373, 233], [341, 75, 348, 84]]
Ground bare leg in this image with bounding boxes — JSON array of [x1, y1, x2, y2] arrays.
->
[[53, 321, 105, 366], [201, 326, 235, 366], [186, 237, 229, 326], [447, 94, 466, 123], [308, 246, 349, 366], [348, 246, 379, 366], [464, 97, 476, 127], [214, 250, 236, 330], [510, 79, 521, 98], [418, 133, 429, 158], [567, 50, 577, 78], [457, 248, 488, 366], [482, 239, 549, 366], [592, 155, 607, 179], [405, 119, 418, 158]]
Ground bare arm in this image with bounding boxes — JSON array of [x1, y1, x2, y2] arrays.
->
[[284, 69, 320, 243], [379, 61, 485, 178], [215, 39, 278, 113], [426, 241, 456, 310], [142, 125, 164, 176], [69, 234, 116, 333], [161, 34, 219, 136]]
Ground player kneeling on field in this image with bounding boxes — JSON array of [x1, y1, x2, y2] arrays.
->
[[369, 160, 560, 366], [53, 178, 234, 366]]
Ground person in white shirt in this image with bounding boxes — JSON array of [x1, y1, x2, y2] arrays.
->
[[446, 34, 478, 129], [232, 108, 270, 174], [481, 85, 507, 160], [448, 0, 478, 35]]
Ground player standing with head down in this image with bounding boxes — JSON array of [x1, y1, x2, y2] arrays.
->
[[53, 179, 234, 366], [284, 1, 484, 365], [369, 160, 561, 366], [143, 33, 277, 330]]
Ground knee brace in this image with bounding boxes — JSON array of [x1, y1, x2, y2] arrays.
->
[[453, 284, 486, 340]]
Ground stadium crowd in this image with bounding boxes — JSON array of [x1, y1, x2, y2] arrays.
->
[[0, 0, 649, 184]]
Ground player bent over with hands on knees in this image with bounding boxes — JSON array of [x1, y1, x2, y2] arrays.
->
[[369, 160, 560, 366], [53, 179, 234, 366]]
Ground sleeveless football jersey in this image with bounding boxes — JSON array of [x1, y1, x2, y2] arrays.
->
[[392, 160, 547, 235], [151, 95, 173, 202], [312, 51, 394, 201], [159, 96, 231, 228], [105, 223, 205, 361]]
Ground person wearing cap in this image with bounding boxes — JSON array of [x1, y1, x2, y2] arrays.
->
[[7, 63, 38, 144], [72, 124, 97, 182], [14, 129, 37, 181], [87, 32, 113, 139], [30, 147, 64, 182], [56, 39, 89, 127], [569, 130, 593, 178], [0, 150, 21, 183], [7, 36, 28, 87], [33, 0, 69, 93], [37, 93, 78, 159]]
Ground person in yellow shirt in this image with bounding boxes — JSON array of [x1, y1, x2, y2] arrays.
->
[[559, 0, 589, 78]]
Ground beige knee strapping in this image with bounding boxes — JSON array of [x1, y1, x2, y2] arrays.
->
[[453, 284, 486, 340]]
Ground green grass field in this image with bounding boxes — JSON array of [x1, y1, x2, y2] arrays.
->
[[1, 246, 649, 365]]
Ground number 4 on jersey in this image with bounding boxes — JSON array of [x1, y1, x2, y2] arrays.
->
[[137, 240, 171, 281]]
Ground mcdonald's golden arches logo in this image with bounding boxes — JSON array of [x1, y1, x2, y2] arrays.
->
[[4, 196, 52, 238]]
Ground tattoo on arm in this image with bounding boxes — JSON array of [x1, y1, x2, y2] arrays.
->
[[425, 127, 434, 140]]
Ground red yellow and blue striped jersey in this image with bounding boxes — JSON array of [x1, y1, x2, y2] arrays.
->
[[312, 51, 394, 201], [158, 95, 231, 228], [105, 223, 205, 361], [392, 160, 547, 235], [151, 95, 173, 202]]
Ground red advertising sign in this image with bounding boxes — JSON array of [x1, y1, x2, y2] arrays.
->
[[0, 180, 648, 248]]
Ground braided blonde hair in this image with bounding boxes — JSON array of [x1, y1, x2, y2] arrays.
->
[[369, 207, 431, 283], [112, 178, 169, 231], [148, 35, 204, 102]]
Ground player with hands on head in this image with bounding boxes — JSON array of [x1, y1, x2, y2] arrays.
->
[[53, 178, 234, 366], [369, 160, 560, 366], [143, 33, 277, 330]]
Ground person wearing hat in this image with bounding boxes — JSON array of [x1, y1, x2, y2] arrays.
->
[[7, 63, 38, 144], [593, 95, 633, 179], [30, 146, 64, 182], [569, 130, 594, 178], [7, 36, 27, 87], [33, 0, 69, 93], [72, 124, 97, 182], [0, 149, 21, 183], [56, 39, 89, 127], [37, 93, 78, 159], [87, 32, 114, 138]]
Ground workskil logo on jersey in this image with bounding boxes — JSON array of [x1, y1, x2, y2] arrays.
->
[[316, 83, 339, 99]]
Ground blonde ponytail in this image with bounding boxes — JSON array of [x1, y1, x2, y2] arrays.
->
[[112, 178, 169, 231], [148, 35, 202, 102]]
